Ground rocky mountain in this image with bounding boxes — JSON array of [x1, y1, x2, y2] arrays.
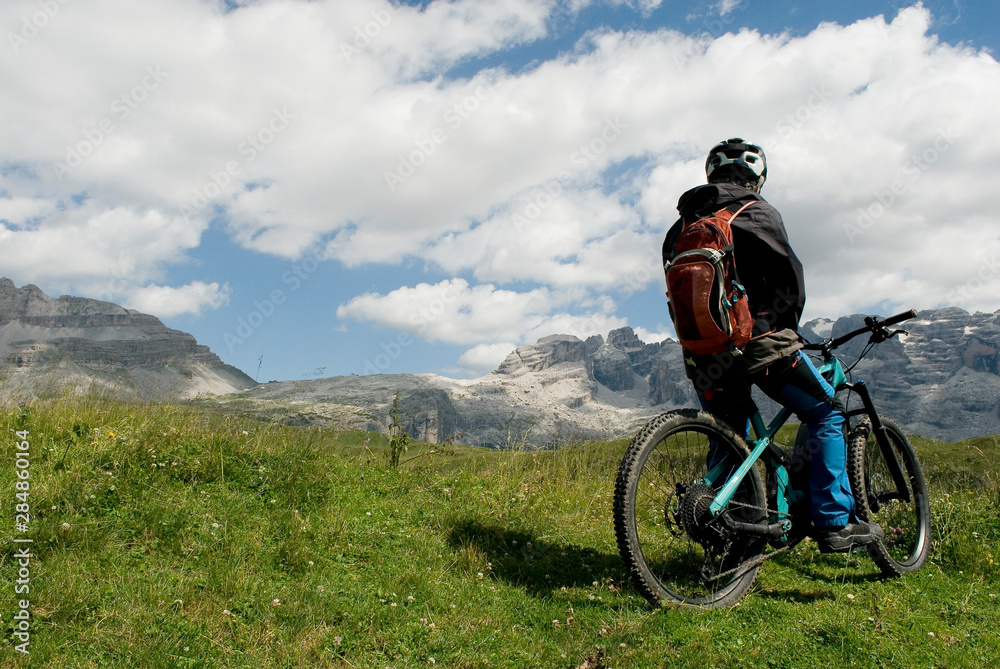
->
[[3, 277, 996, 443], [222, 332, 669, 448], [804, 308, 1000, 441], [0, 279, 257, 401], [221, 307, 1000, 445]]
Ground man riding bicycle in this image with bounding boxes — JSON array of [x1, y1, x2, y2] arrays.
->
[[661, 137, 882, 553]]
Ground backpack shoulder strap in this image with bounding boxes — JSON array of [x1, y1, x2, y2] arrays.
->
[[715, 200, 756, 255], [724, 200, 756, 221], [667, 200, 757, 263]]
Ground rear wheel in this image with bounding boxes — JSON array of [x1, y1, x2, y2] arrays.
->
[[613, 409, 766, 608], [848, 416, 931, 575]]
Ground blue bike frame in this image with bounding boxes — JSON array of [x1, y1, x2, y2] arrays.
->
[[704, 357, 848, 522]]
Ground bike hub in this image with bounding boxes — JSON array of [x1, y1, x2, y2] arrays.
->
[[675, 482, 727, 547]]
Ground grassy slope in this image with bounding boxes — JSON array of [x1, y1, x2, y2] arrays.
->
[[0, 399, 997, 668]]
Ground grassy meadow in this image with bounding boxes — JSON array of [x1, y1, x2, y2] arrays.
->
[[1, 398, 998, 668]]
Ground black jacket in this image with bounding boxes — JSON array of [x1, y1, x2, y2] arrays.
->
[[662, 183, 806, 375]]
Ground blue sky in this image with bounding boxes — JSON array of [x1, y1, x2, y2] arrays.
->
[[1, 0, 998, 382]]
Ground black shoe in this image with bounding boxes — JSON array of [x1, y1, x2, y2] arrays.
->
[[813, 521, 884, 554]]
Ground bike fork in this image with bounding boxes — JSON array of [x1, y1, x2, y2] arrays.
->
[[845, 380, 911, 503]]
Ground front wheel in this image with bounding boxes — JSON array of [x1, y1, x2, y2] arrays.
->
[[613, 409, 767, 609], [847, 416, 931, 575]]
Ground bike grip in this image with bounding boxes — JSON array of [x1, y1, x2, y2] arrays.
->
[[882, 309, 917, 327]]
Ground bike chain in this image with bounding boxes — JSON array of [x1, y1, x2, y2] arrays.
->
[[670, 484, 799, 585], [705, 543, 793, 584], [701, 498, 793, 584]]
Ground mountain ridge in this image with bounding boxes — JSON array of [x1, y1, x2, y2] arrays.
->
[[2, 278, 997, 443], [222, 307, 1000, 445], [0, 278, 257, 401]]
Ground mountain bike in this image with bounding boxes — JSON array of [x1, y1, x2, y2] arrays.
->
[[613, 310, 931, 608]]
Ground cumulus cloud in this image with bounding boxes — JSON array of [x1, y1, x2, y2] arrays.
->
[[421, 184, 658, 289], [0, 204, 204, 287], [0, 197, 56, 225], [336, 277, 620, 345], [336, 278, 552, 345], [336, 277, 627, 370], [2, 0, 998, 366], [125, 281, 232, 318], [633, 326, 671, 344], [456, 341, 519, 375], [366, 0, 554, 78]]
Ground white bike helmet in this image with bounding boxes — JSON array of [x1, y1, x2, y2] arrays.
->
[[705, 137, 767, 191]]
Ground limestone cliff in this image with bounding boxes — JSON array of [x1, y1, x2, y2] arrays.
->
[[815, 309, 1000, 440], [223, 308, 1000, 445], [0, 279, 256, 401], [3, 276, 996, 443]]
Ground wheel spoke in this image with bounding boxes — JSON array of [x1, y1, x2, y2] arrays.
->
[[614, 411, 766, 608], [847, 417, 931, 575]]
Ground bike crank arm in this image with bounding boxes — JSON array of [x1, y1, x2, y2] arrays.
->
[[720, 512, 790, 539]]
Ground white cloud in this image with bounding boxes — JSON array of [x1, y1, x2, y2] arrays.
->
[[421, 185, 659, 289], [0, 205, 205, 289], [336, 278, 558, 345], [716, 0, 741, 17], [336, 277, 628, 373], [572, 0, 665, 14], [125, 281, 232, 318], [2, 1, 998, 362], [367, 0, 554, 79], [633, 326, 671, 344], [0, 197, 56, 225], [455, 341, 518, 375]]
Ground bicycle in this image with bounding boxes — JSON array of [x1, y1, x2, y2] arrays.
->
[[613, 310, 932, 608]]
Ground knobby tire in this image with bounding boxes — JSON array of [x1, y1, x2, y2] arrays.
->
[[848, 416, 931, 575], [613, 409, 766, 609]]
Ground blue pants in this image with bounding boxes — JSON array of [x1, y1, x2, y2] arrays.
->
[[698, 350, 854, 528]]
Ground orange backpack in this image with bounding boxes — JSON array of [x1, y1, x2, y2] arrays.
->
[[665, 201, 755, 356]]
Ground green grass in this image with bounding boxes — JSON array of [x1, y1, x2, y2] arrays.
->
[[1, 398, 998, 668]]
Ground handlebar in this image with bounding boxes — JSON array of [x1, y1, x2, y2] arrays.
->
[[880, 309, 918, 328], [802, 309, 917, 356]]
